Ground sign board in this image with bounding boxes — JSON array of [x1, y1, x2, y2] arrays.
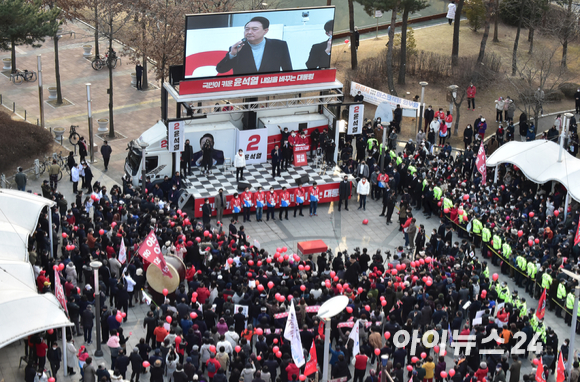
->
[[375, 10, 383, 18], [237, 128, 268, 164], [179, 69, 336, 95], [168, 120, 185, 153], [347, 104, 364, 135], [350, 81, 420, 109], [184, 7, 336, 80], [293, 150, 308, 167]]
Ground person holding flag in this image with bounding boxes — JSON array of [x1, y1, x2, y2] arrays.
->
[[284, 300, 305, 368], [475, 140, 487, 184]]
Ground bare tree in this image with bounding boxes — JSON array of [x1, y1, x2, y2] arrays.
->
[[492, 0, 499, 42], [511, 0, 524, 76], [348, 0, 358, 70], [476, 0, 493, 64], [397, 0, 428, 84], [386, 0, 399, 95], [451, 0, 465, 66]]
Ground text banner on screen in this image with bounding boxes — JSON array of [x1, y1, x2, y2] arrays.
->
[[350, 81, 420, 109], [347, 104, 364, 135], [168, 120, 185, 153], [179, 69, 336, 95], [237, 128, 268, 164], [184, 7, 336, 80]]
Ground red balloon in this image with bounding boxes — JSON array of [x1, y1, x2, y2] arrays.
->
[[529, 212, 535, 218], [365, 305, 371, 311], [273, 346, 280, 353], [441, 372, 448, 378], [346, 306, 353, 313], [235, 345, 241, 353], [276, 351, 282, 358], [410, 261, 416, 267], [554, 210, 560, 217], [293, 254, 300, 262], [384, 332, 391, 340], [374, 348, 381, 356], [434, 345, 440, 354], [396, 264, 402, 271], [283, 254, 289, 261], [419, 259, 425, 265], [190, 312, 198, 319], [257, 355, 262, 361], [411, 356, 419, 363], [273, 338, 279, 344], [143, 361, 150, 368], [257, 285, 265, 292], [210, 345, 216, 353], [257, 261, 263, 266], [463, 215, 468, 221], [330, 271, 336, 278], [458, 209, 464, 215], [287, 295, 293, 301], [196, 237, 201, 243], [268, 281, 274, 289], [425, 257, 432, 263], [534, 238, 539, 244], [444, 208, 450, 213], [47, 329, 54, 334], [48, 378, 55, 382], [227, 258, 234, 265], [492, 273, 499, 281], [463, 194, 469, 200], [437, 201, 442, 207], [166, 316, 172, 324], [99, 229, 105, 235], [528, 240, 534, 247], [116, 314, 123, 323], [421, 352, 427, 359], [299, 265, 305, 271], [357, 287, 363, 294], [517, 230, 523, 237], [533, 358, 540, 365], [407, 365, 413, 371], [333, 276, 339, 282], [248, 260, 254, 266], [381, 300, 387, 307], [256, 328, 263, 336], [121, 312, 127, 318], [204, 230, 209, 237], [449, 369, 455, 377], [300, 285, 306, 292], [162, 288, 169, 296], [363, 219, 369, 225], [58, 263, 65, 271], [305, 265, 311, 271], [426, 279, 433, 287], [299, 375, 307, 382], [62, 232, 67, 238]]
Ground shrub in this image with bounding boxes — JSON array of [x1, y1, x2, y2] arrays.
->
[[464, 0, 487, 32], [558, 82, 580, 99], [499, 0, 546, 27], [393, 27, 418, 58]]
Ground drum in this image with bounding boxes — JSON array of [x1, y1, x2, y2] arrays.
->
[[146, 255, 185, 305]]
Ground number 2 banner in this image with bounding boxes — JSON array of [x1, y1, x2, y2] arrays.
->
[[237, 128, 268, 164]]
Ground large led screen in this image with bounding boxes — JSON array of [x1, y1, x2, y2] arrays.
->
[[184, 7, 336, 79]]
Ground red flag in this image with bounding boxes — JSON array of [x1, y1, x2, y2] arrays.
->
[[304, 340, 318, 376], [54, 269, 68, 314], [476, 141, 487, 184], [318, 320, 325, 339], [556, 352, 566, 382], [536, 357, 546, 382], [138, 230, 173, 278], [574, 215, 580, 246], [536, 289, 546, 320]]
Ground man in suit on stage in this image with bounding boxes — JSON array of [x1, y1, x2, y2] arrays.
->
[[305, 20, 334, 69], [216, 16, 292, 76]]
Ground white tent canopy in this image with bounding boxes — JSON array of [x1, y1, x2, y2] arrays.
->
[[487, 140, 580, 202], [0, 189, 72, 349]]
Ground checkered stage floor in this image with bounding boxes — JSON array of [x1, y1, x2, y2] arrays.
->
[[183, 163, 346, 199]]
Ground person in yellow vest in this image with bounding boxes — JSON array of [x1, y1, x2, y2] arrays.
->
[[471, 215, 483, 248], [481, 224, 491, 258], [525, 257, 538, 296], [556, 280, 567, 318], [515, 251, 526, 287], [491, 230, 502, 265], [541, 269, 553, 309], [482, 261, 489, 281], [565, 290, 575, 326]]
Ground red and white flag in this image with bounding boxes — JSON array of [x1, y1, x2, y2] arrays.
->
[[536, 357, 546, 382], [54, 268, 68, 314], [476, 141, 487, 184], [138, 230, 172, 278], [574, 215, 580, 246], [536, 288, 546, 320], [556, 351, 566, 382], [304, 340, 318, 376], [119, 239, 127, 264]]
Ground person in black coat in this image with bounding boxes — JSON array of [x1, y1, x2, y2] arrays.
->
[[82, 163, 93, 191], [116, 349, 131, 379], [202, 140, 214, 175], [202, 198, 212, 230], [129, 347, 143, 382], [424, 105, 435, 130], [271, 145, 282, 177], [182, 139, 194, 176], [306, 20, 334, 69], [338, 176, 351, 211], [216, 17, 292, 75]]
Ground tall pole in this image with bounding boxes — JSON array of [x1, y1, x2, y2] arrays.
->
[[563, 192, 570, 222], [418, 82, 428, 134], [494, 166, 499, 184], [322, 318, 331, 382], [86, 84, 94, 163], [38, 55, 44, 129], [48, 208, 54, 258], [62, 328, 68, 376], [380, 125, 387, 171], [91, 261, 103, 357], [567, 285, 580, 377]]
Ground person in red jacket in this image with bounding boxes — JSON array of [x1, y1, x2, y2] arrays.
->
[[434, 108, 444, 121], [241, 187, 253, 223], [286, 361, 300, 381], [354, 353, 369, 382], [266, 187, 277, 222], [279, 187, 290, 220], [231, 193, 242, 224], [206, 353, 221, 381], [474, 362, 488, 382], [294, 185, 305, 217], [467, 83, 476, 111], [196, 283, 210, 304], [254, 186, 265, 222]]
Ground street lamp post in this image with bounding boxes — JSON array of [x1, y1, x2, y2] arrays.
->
[[139, 141, 149, 197], [317, 295, 348, 382], [417, 82, 428, 134], [86, 84, 95, 163], [90, 261, 103, 357], [560, 268, 580, 377]]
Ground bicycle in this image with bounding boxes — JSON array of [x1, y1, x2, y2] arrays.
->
[[91, 52, 118, 70], [69, 125, 80, 146], [11, 69, 37, 85], [39, 155, 64, 181], [56, 151, 70, 175]]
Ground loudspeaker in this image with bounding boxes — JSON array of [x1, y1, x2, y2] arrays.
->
[[237, 181, 251, 190], [296, 175, 309, 186]]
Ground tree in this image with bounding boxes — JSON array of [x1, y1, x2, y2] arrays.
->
[[476, 0, 493, 64], [95, 0, 133, 138], [464, 0, 486, 32], [0, 0, 59, 73], [498, 0, 546, 54], [511, 0, 524, 76], [397, 0, 428, 84], [451, 0, 465, 66], [348, 0, 358, 70], [554, 0, 578, 67], [492, 0, 499, 42]]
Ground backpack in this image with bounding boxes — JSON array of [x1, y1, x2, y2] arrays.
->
[[207, 360, 216, 373]]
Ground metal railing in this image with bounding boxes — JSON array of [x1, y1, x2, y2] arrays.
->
[[0, 93, 39, 125]]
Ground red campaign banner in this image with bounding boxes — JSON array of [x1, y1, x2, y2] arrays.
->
[[179, 69, 337, 95], [294, 144, 310, 153], [476, 141, 487, 184], [293, 151, 308, 167], [194, 181, 341, 218], [536, 288, 546, 320], [138, 230, 173, 279], [574, 215, 580, 246], [54, 269, 68, 314], [304, 340, 318, 376]]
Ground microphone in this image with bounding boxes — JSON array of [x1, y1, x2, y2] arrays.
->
[[230, 38, 247, 52]]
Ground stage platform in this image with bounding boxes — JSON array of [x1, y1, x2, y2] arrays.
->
[[183, 162, 350, 218]]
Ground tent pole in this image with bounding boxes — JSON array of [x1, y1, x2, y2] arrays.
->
[[62, 327, 68, 376], [494, 166, 498, 184], [563, 191, 570, 221]]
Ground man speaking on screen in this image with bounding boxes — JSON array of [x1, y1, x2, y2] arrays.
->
[[305, 20, 333, 69], [216, 16, 293, 75]]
